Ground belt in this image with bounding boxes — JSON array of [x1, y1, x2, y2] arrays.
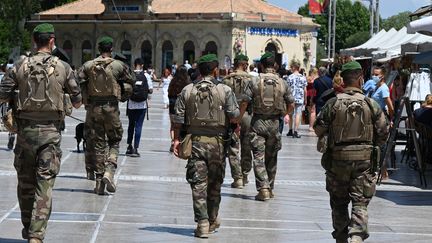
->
[[90, 100, 118, 105], [253, 114, 280, 120]]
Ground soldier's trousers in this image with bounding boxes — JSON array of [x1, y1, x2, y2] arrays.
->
[[186, 136, 226, 222], [14, 120, 62, 240], [84, 119, 96, 173], [227, 113, 252, 179], [86, 102, 123, 175], [326, 160, 376, 241], [249, 117, 282, 191]]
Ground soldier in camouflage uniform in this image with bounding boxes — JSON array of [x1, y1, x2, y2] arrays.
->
[[78, 36, 134, 195], [314, 61, 389, 243], [240, 52, 294, 201], [173, 54, 239, 238], [222, 54, 254, 188], [0, 23, 82, 243]]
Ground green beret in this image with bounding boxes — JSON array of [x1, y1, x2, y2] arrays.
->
[[341, 61, 362, 73], [234, 54, 249, 62], [98, 36, 113, 46], [260, 52, 274, 62], [198, 54, 218, 64], [33, 23, 54, 34]]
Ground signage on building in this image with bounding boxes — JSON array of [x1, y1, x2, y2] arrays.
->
[[112, 5, 141, 12], [247, 27, 299, 37]]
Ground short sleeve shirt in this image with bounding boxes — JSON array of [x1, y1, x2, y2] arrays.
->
[[286, 73, 307, 104], [372, 83, 390, 111]]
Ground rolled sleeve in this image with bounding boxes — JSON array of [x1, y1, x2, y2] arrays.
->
[[225, 88, 240, 118], [64, 67, 82, 105]]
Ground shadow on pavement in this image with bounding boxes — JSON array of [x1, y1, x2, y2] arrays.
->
[[0, 239, 26, 243], [139, 226, 193, 237], [221, 192, 255, 201], [54, 188, 95, 194], [376, 190, 432, 206]]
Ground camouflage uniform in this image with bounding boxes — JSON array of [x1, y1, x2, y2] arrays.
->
[[222, 70, 254, 181], [314, 87, 389, 242], [78, 55, 134, 193], [244, 68, 294, 193], [174, 76, 239, 223], [0, 51, 81, 240]]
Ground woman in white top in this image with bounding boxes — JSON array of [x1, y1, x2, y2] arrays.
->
[[158, 68, 172, 109]]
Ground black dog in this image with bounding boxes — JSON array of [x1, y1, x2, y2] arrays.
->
[[75, 123, 86, 153]]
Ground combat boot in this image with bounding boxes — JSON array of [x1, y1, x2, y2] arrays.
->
[[103, 163, 116, 193], [350, 235, 363, 243], [94, 176, 105, 195], [255, 189, 270, 201], [194, 219, 209, 238], [28, 238, 42, 243], [209, 218, 221, 234], [231, 179, 244, 189]]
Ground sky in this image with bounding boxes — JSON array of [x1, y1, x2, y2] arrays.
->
[[268, 0, 431, 18]]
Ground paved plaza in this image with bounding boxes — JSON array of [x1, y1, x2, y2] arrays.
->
[[1, 89, 432, 243]]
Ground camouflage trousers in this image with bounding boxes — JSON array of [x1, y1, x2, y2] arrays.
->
[[14, 119, 62, 240], [249, 117, 282, 191], [86, 102, 123, 175], [84, 119, 96, 173], [326, 160, 377, 241], [186, 136, 226, 222], [227, 113, 252, 180]]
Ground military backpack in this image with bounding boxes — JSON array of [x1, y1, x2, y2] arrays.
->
[[185, 78, 226, 129], [16, 56, 66, 115], [223, 73, 249, 103], [88, 57, 120, 98], [253, 73, 286, 115]]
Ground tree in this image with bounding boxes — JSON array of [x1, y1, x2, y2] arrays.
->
[[298, 0, 370, 52], [381, 11, 415, 31], [345, 31, 370, 48], [0, 0, 77, 64]]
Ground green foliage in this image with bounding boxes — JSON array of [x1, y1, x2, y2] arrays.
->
[[381, 11, 415, 31], [298, 0, 370, 53], [0, 0, 77, 64], [345, 31, 370, 48]]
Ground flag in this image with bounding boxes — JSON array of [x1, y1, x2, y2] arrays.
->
[[308, 0, 330, 15]]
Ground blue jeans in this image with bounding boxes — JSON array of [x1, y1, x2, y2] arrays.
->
[[127, 109, 147, 148]]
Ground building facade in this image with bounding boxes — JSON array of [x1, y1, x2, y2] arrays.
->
[[31, 0, 318, 72]]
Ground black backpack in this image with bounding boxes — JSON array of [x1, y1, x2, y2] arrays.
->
[[130, 70, 149, 102]]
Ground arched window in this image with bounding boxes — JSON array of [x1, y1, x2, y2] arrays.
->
[[121, 40, 132, 66], [63, 40, 73, 64], [162, 40, 173, 70], [204, 41, 218, 56], [141, 40, 152, 68], [183, 41, 195, 64], [81, 40, 92, 64]]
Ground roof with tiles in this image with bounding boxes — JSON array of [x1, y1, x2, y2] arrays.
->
[[37, 0, 316, 26]]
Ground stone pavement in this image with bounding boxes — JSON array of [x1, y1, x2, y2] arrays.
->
[[1, 89, 432, 243]]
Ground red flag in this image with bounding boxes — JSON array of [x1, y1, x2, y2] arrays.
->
[[309, 0, 330, 15]]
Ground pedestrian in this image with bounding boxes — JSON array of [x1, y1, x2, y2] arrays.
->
[[184, 60, 192, 70], [306, 68, 318, 132], [371, 67, 394, 120], [314, 66, 333, 114], [249, 63, 259, 77], [78, 36, 134, 195], [414, 94, 432, 127], [158, 67, 172, 109], [222, 54, 254, 188], [239, 52, 294, 201], [173, 54, 239, 238], [0, 23, 82, 243], [286, 59, 307, 138], [126, 58, 153, 157], [314, 61, 389, 243], [167, 65, 191, 152]]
